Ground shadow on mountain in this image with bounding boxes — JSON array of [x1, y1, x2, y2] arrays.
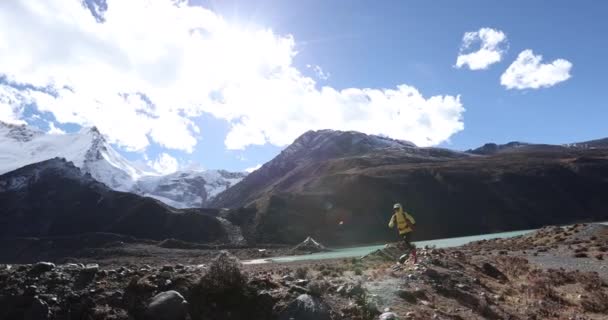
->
[[0, 158, 229, 252], [211, 130, 608, 246]]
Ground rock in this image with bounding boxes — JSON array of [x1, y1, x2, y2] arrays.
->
[[144, 290, 188, 320], [336, 285, 347, 295], [397, 289, 418, 303], [295, 279, 310, 286], [83, 264, 99, 274], [481, 262, 507, 281], [31, 262, 55, 274], [423, 268, 442, 280], [279, 294, 330, 320], [283, 275, 295, 282], [346, 283, 365, 297], [292, 237, 328, 253], [24, 298, 50, 320], [364, 295, 382, 315], [25, 285, 38, 296], [420, 300, 433, 307], [380, 312, 399, 320], [290, 285, 310, 294], [455, 283, 469, 290]]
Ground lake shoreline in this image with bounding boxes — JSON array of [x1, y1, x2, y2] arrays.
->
[[2, 223, 607, 319]]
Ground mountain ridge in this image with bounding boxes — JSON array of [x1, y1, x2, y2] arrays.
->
[[211, 129, 608, 245], [210, 129, 469, 208], [0, 157, 230, 243]]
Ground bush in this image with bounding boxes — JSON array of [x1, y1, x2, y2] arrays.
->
[[295, 267, 309, 279], [307, 280, 330, 297], [200, 251, 246, 290], [189, 251, 274, 320], [354, 268, 363, 276], [354, 291, 381, 320]]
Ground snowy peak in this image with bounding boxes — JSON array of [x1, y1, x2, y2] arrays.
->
[[82, 127, 106, 160], [137, 169, 247, 208], [0, 122, 142, 191], [0, 121, 246, 208]]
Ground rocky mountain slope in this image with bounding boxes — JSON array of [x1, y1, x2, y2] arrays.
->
[[0, 121, 245, 208], [211, 130, 608, 245], [0, 158, 229, 243], [210, 130, 467, 208]]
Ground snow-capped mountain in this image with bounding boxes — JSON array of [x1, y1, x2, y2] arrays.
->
[[0, 121, 246, 208], [136, 170, 247, 208], [0, 121, 147, 191]]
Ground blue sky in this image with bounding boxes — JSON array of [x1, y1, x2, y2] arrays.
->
[[1, 1, 606, 172], [200, 0, 605, 144]]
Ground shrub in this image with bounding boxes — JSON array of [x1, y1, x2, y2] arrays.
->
[[307, 280, 329, 297], [200, 251, 246, 290], [295, 267, 309, 279], [189, 251, 274, 320]]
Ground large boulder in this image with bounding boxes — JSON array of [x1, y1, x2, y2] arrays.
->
[[31, 262, 55, 274], [279, 294, 330, 320], [379, 312, 399, 320], [144, 291, 188, 320], [24, 298, 50, 320], [292, 237, 328, 253], [361, 243, 403, 262]]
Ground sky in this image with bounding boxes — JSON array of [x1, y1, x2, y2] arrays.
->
[[0, 0, 606, 173]]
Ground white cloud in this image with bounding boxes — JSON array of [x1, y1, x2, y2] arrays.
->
[[47, 122, 66, 135], [148, 152, 179, 174], [500, 49, 572, 90], [222, 85, 464, 149], [245, 164, 262, 173], [456, 28, 507, 70], [0, 0, 465, 152], [0, 85, 27, 125], [307, 64, 330, 80]]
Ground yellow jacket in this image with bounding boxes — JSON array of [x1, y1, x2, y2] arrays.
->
[[388, 207, 415, 235]]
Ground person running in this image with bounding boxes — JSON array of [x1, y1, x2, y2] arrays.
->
[[388, 203, 417, 264]]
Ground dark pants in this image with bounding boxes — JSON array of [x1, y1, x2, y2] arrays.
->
[[399, 233, 417, 263], [401, 233, 414, 249]]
